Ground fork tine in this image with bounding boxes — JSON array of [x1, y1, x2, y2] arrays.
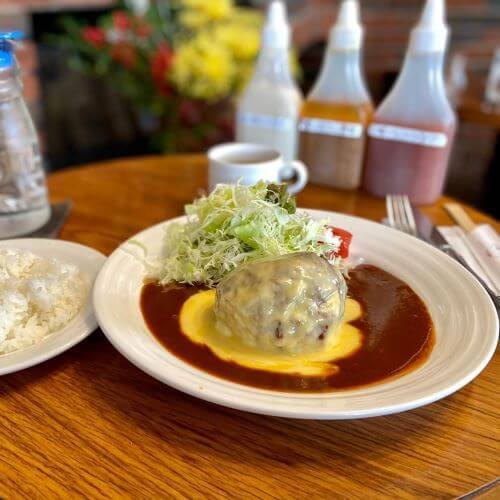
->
[[388, 194, 405, 233], [400, 195, 414, 236], [393, 195, 406, 233], [402, 195, 418, 237], [397, 195, 418, 237], [387, 194, 416, 237], [395, 195, 412, 235], [394, 195, 408, 234], [386, 194, 419, 237], [386, 195, 395, 227]]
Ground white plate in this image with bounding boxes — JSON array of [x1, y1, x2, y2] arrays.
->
[[93, 210, 499, 419], [0, 238, 106, 375]]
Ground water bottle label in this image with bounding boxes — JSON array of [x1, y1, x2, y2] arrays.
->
[[368, 124, 448, 148], [238, 112, 295, 131], [299, 118, 363, 138]]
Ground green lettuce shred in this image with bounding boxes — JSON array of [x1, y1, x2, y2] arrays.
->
[[156, 182, 340, 286]]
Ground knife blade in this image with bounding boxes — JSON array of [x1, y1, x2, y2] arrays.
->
[[411, 204, 500, 312]]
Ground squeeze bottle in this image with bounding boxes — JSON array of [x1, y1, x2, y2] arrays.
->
[[298, 0, 372, 190], [363, 0, 456, 205], [236, 1, 302, 164]]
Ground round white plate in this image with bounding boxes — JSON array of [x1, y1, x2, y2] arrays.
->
[[0, 238, 106, 375], [93, 210, 498, 419]]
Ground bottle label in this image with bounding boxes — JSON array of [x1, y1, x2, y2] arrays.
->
[[368, 123, 448, 148], [299, 118, 363, 139], [238, 112, 295, 131]]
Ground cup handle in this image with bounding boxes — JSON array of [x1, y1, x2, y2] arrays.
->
[[281, 161, 308, 195]]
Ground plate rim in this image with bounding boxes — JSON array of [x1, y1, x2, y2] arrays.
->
[[93, 209, 499, 419]]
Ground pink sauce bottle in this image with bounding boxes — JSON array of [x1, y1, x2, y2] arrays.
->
[[363, 0, 456, 205]]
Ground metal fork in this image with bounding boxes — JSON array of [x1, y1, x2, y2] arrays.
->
[[386, 194, 418, 237], [386, 194, 500, 311]]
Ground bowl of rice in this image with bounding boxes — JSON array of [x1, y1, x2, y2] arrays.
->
[[0, 239, 105, 375]]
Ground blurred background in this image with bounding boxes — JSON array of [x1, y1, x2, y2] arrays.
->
[[1, 0, 499, 216]]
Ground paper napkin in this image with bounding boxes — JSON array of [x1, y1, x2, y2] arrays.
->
[[438, 225, 500, 295]]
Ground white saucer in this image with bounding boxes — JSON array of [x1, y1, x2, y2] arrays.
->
[[0, 238, 106, 375], [93, 210, 499, 419]]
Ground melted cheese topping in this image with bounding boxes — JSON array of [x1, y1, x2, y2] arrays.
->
[[180, 290, 363, 376]]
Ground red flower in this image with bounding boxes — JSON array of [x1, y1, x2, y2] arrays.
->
[[82, 27, 105, 48], [219, 117, 235, 136], [112, 11, 130, 32], [151, 43, 174, 97], [134, 19, 152, 38], [179, 100, 202, 126], [110, 43, 137, 69]]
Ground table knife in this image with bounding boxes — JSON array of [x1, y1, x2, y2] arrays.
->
[[411, 206, 500, 313]]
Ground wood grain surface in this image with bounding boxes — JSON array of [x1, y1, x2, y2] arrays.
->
[[0, 155, 498, 499]]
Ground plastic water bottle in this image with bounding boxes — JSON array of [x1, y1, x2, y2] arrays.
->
[[0, 31, 50, 238]]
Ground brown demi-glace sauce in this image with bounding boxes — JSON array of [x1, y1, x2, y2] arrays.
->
[[140, 265, 434, 392]]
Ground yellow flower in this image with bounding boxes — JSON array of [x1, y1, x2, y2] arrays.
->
[[178, 10, 209, 29], [180, 0, 233, 28], [230, 6, 263, 27], [234, 61, 255, 93], [171, 3, 300, 101], [212, 7, 263, 65], [214, 22, 260, 60], [171, 34, 235, 101], [289, 50, 301, 81]]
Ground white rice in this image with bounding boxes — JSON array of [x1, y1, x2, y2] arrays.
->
[[0, 248, 88, 355]]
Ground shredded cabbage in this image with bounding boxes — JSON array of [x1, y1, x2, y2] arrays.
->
[[155, 182, 341, 286]]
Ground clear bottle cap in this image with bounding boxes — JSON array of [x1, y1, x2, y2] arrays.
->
[[328, 0, 363, 51], [409, 0, 448, 54], [261, 1, 290, 50]]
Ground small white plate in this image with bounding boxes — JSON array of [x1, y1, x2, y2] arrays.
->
[[93, 210, 499, 419], [0, 238, 106, 375]]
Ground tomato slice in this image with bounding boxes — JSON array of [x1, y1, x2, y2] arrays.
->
[[327, 226, 352, 259]]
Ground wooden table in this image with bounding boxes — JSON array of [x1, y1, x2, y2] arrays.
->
[[1, 156, 498, 498]]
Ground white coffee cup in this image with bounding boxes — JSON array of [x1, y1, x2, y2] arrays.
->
[[208, 143, 308, 194]]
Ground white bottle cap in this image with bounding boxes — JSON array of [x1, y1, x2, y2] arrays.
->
[[409, 0, 449, 54], [328, 0, 363, 51], [261, 1, 290, 50]]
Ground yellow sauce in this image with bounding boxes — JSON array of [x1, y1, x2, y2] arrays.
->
[[180, 290, 363, 376]]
